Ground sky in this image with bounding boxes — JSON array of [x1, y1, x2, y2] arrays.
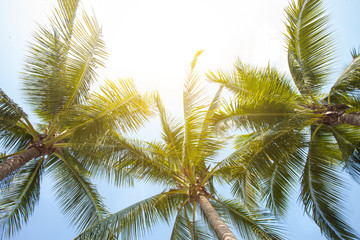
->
[[0, 0, 360, 239]]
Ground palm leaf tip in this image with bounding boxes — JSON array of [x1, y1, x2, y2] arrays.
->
[[190, 50, 205, 71]]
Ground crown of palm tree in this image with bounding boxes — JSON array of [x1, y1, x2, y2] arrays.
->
[[207, 1, 360, 240], [0, 0, 152, 238], [75, 51, 284, 240]]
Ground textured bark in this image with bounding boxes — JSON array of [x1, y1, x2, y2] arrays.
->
[[198, 195, 237, 240], [0, 147, 42, 182], [338, 113, 360, 127]]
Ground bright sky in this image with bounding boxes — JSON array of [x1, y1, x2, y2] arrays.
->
[[1, 0, 360, 239], [87, 0, 290, 112]]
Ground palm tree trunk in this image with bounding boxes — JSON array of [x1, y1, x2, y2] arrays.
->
[[0, 147, 41, 182], [198, 195, 237, 240], [339, 113, 360, 127]]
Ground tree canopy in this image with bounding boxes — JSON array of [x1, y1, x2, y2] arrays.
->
[[207, 0, 360, 239], [0, 0, 152, 238]]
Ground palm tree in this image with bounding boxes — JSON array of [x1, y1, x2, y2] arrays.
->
[[0, 0, 151, 238], [207, 0, 360, 239], [75, 51, 284, 240]]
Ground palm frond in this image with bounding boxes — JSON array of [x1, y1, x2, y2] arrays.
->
[[0, 89, 28, 131], [206, 68, 242, 94], [192, 86, 225, 171], [75, 191, 185, 240], [210, 196, 284, 240], [154, 93, 184, 162], [47, 151, 109, 232], [68, 132, 135, 187], [0, 90, 35, 153], [50, 0, 79, 40], [209, 60, 297, 98], [261, 156, 304, 217], [182, 51, 210, 172], [211, 62, 301, 131], [113, 138, 185, 186], [214, 98, 300, 133], [300, 127, 359, 240], [330, 125, 360, 183], [285, 0, 335, 97], [328, 92, 360, 112], [183, 51, 207, 122], [330, 54, 360, 102], [60, 79, 152, 143], [21, 0, 81, 119], [213, 117, 307, 209], [0, 157, 45, 239], [230, 172, 262, 211], [197, 86, 223, 141], [0, 126, 33, 155], [350, 48, 360, 59], [63, 11, 108, 110], [73, 130, 182, 187]]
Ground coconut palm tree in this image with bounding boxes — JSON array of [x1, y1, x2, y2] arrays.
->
[[207, 0, 360, 239], [0, 0, 151, 238], [75, 51, 284, 240]]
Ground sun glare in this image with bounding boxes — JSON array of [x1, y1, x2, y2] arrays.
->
[[83, 0, 289, 110], [6, 0, 289, 111]]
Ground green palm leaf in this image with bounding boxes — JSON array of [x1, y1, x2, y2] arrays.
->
[[155, 93, 184, 162], [75, 191, 184, 240], [0, 157, 44, 238], [63, 11, 107, 110], [209, 62, 300, 131], [50, 0, 79, 40], [214, 117, 307, 210], [22, 0, 81, 119], [113, 138, 185, 186], [330, 125, 360, 183], [22, 0, 108, 120], [0, 126, 33, 156], [69, 132, 136, 187], [0, 90, 34, 153], [210, 196, 284, 240], [330, 54, 360, 102], [182, 50, 210, 170], [193, 86, 224, 172], [1, 0, 155, 237], [206, 68, 244, 95], [0, 89, 28, 131], [300, 127, 359, 240], [285, 0, 335, 97], [60, 79, 152, 143], [47, 151, 109, 232], [208, 61, 297, 100], [261, 155, 304, 217], [328, 92, 360, 113]]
